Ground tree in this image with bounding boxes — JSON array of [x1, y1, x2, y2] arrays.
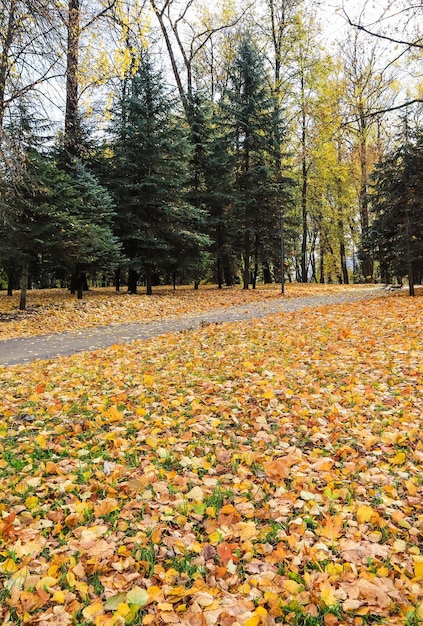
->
[[340, 31, 397, 281], [0, 1, 61, 129], [221, 38, 287, 289], [365, 124, 423, 295], [0, 137, 119, 307], [287, 12, 333, 282], [148, 0, 251, 121], [108, 53, 209, 294]]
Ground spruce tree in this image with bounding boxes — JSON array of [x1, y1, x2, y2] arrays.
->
[[219, 39, 289, 289], [108, 54, 209, 294], [365, 127, 423, 294]]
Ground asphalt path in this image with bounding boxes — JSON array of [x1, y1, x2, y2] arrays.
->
[[0, 287, 390, 366]]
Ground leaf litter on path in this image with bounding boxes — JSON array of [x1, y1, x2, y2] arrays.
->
[[0, 292, 422, 625], [0, 283, 380, 341]]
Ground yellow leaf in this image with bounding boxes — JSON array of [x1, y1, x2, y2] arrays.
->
[[261, 390, 275, 400], [25, 496, 39, 510], [143, 374, 155, 386], [391, 451, 406, 465], [106, 405, 124, 422], [35, 434, 47, 449], [75, 580, 89, 600], [147, 585, 162, 603], [82, 599, 104, 620], [53, 590, 66, 604], [318, 515, 343, 540], [157, 602, 174, 610], [36, 576, 58, 591], [208, 530, 222, 545], [356, 505, 377, 524], [320, 586, 338, 607], [405, 480, 418, 496], [66, 571, 76, 588], [282, 580, 302, 595], [243, 616, 261, 626], [413, 556, 423, 578], [115, 602, 132, 619], [0, 559, 19, 574]]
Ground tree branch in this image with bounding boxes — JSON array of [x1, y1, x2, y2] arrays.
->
[[343, 10, 423, 49], [82, 0, 118, 32]]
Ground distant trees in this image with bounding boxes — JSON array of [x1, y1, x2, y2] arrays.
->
[[1, 0, 422, 301]]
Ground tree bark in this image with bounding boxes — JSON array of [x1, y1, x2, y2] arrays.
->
[[128, 269, 138, 294], [19, 262, 29, 311], [300, 73, 308, 283], [146, 266, 153, 295], [115, 267, 121, 291], [243, 231, 250, 290], [7, 268, 14, 296]]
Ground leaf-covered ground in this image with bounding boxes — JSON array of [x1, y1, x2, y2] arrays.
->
[[0, 284, 371, 340], [0, 290, 422, 625]]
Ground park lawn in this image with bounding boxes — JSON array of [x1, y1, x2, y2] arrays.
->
[[0, 291, 422, 625], [0, 283, 375, 341]]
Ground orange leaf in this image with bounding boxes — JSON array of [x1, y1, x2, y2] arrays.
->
[[318, 515, 344, 540]]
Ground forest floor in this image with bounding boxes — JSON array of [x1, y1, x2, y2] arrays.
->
[[0, 284, 423, 625]]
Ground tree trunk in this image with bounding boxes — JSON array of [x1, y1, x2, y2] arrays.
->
[[319, 247, 325, 284], [217, 256, 223, 289], [243, 232, 250, 290], [146, 266, 153, 295], [359, 128, 373, 281], [128, 269, 138, 294], [223, 255, 234, 286], [263, 262, 272, 284], [19, 262, 29, 310], [7, 269, 14, 296], [252, 233, 259, 289], [64, 0, 80, 157], [340, 240, 349, 284], [300, 73, 308, 283], [405, 204, 415, 296], [115, 267, 121, 291], [148, 0, 190, 118]]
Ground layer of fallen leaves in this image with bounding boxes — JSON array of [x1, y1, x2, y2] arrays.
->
[[0, 284, 374, 341], [0, 291, 422, 625]]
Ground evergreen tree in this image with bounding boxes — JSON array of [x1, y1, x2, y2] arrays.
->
[[108, 54, 209, 294], [364, 127, 423, 295], [0, 146, 119, 307], [219, 39, 290, 289], [64, 159, 120, 298], [185, 94, 236, 287]]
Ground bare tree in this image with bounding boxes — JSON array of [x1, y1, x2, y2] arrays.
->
[[0, 1, 63, 128], [148, 0, 255, 121]]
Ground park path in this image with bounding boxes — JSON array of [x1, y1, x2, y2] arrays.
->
[[0, 286, 390, 366]]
